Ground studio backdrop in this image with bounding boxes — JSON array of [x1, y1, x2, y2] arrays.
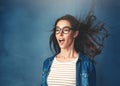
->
[[0, 0, 120, 86]]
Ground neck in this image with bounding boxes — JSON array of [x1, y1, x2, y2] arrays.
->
[[59, 47, 78, 59]]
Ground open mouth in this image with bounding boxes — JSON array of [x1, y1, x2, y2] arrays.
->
[[58, 38, 65, 45]]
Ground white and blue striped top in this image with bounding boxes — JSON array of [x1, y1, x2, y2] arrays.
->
[[47, 57, 78, 86]]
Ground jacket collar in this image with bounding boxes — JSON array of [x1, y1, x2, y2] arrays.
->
[[49, 52, 84, 62]]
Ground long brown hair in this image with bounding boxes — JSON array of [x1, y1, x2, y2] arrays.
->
[[49, 12, 109, 59]]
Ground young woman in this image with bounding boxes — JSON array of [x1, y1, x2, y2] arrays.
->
[[41, 13, 108, 86]]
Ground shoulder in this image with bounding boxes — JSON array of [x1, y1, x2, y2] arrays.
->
[[43, 57, 53, 66], [44, 57, 53, 63], [83, 55, 94, 64], [79, 52, 95, 72], [79, 52, 93, 63], [43, 54, 57, 67]]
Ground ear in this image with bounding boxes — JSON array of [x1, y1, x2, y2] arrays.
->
[[73, 31, 79, 38]]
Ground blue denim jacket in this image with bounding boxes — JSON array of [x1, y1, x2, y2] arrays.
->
[[41, 52, 96, 86]]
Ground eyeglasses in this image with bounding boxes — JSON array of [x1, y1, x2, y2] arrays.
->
[[55, 26, 72, 34]]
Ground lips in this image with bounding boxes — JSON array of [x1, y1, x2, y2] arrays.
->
[[58, 38, 65, 45]]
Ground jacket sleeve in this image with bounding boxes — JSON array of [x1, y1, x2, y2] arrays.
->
[[41, 58, 50, 86], [41, 60, 45, 86], [88, 61, 96, 86], [81, 60, 96, 86]]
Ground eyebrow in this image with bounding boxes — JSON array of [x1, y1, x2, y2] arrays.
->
[[55, 26, 72, 28]]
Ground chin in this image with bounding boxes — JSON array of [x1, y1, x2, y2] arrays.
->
[[59, 45, 68, 49]]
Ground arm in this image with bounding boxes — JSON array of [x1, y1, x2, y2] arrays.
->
[[41, 58, 49, 86], [88, 61, 96, 86], [41, 61, 45, 86], [81, 60, 96, 86]]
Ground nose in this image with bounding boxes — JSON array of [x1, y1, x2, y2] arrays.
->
[[59, 30, 63, 36]]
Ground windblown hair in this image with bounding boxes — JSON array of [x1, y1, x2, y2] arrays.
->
[[49, 12, 109, 59]]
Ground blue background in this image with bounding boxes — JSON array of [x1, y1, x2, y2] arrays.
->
[[0, 0, 120, 86]]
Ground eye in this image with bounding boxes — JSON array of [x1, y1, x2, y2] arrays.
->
[[55, 27, 60, 33], [64, 28, 70, 31], [56, 29, 60, 31], [63, 27, 71, 33]]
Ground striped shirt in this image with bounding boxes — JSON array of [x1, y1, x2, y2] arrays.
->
[[47, 57, 78, 86]]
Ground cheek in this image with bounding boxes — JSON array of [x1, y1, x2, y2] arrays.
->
[[68, 32, 74, 39], [65, 34, 74, 42]]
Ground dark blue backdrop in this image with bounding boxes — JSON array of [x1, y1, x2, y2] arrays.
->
[[0, 0, 120, 86]]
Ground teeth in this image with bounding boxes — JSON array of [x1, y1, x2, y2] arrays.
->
[[59, 38, 63, 40], [59, 39, 63, 41], [59, 38, 64, 43]]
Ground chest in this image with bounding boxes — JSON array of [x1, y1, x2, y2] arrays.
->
[[47, 58, 77, 86]]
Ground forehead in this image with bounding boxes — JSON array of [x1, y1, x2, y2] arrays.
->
[[56, 20, 71, 27]]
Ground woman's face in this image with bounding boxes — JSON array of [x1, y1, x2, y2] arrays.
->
[[55, 20, 78, 50]]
